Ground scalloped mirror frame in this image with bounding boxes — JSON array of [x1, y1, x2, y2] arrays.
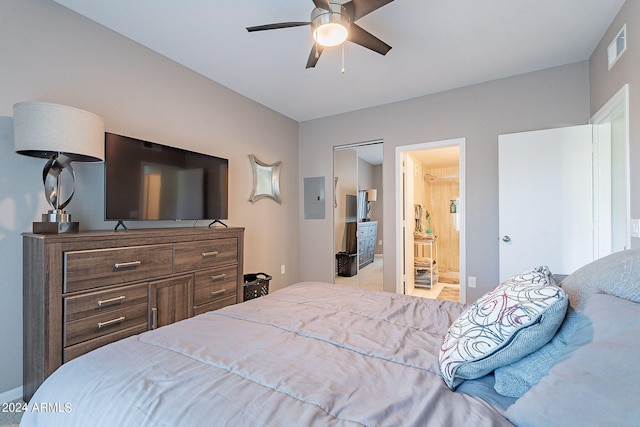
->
[[249, 154, 282, 204]]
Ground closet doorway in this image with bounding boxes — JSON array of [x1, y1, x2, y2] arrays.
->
[[396, 138, 466, 303], [333, 141, 383, 291]]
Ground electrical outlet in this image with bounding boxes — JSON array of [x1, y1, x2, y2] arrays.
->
[[378, 240, 382, 246], [280, 264, 286, 274], [468, 276, 477, 288], [632, 219, 640, 238]]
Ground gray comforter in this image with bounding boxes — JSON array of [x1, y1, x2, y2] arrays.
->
[[21, 282, 513, 426]]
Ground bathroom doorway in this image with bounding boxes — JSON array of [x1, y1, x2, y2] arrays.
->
[[396, 138, 466, 303]]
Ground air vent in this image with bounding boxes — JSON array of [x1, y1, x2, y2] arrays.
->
[[608, 24, 626, 70]]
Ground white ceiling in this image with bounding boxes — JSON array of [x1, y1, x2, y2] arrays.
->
[[411, 146, 460, 170], [52, 0, 625, 122]]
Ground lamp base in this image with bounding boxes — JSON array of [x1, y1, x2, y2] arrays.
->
[[33, 221, 79, 234], [32, 210, 79, 234]]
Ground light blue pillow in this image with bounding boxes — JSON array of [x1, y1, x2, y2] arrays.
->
[[493, 306, 582, 398], [505, 293, 640, 427], [439, 266, 568, 389], [561, 249, 640, 311]]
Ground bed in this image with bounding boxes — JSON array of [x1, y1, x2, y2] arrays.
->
[[20, 250, 640, 427]]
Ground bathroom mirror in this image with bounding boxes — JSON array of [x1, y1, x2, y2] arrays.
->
[[249, 154, 281, 203]]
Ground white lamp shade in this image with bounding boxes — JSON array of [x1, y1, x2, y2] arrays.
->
[[366, 189, 377, 202], [13, 102, 105, 162]]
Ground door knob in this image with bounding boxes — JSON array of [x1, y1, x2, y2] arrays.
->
[[502, 235, 511, 242]]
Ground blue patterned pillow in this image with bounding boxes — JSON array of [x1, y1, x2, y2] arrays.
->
[[439, 266, 568, 390]]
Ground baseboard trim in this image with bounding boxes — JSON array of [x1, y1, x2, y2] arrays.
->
[[0, 386, 23, 403]]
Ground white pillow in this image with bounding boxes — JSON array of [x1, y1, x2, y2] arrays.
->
[[439, 266, 568, 389]]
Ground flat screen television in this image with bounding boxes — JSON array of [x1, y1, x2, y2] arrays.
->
[[104, 132, 228, 222]]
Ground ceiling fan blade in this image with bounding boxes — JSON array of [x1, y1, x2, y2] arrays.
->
[[348, 23, 391, 55], [343, 0, 394, 21], [306, 44, 325, 68], [246, 22, 310, 32], [312, 0, 332, 11]]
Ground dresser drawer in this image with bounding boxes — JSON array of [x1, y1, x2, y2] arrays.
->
[[64, 244, 173, 292], [64, 283, 148, 322], [193, 266, 237, 307], [64, 302, 148, 347], [359, 224, 376, 237], [174, 238, 238, 273]]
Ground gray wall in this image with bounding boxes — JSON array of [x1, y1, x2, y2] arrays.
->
[[0, 0, 299, 399], [589, 0, 640, 242], [299, 61, 591, 299]]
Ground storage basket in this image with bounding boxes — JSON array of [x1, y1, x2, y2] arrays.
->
[[243, 273, 271, 301], [336, 252, 357, 277]]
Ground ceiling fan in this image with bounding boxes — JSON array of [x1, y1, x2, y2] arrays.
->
[[246, 0, 394, 69]]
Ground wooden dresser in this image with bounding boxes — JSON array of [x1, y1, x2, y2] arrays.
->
[[346, 221, 378, 269], [22, 226, 244, 401]]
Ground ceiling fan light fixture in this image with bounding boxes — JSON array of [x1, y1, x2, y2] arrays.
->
[[311, 4, 350, 47], [314, 22, 349, 46]]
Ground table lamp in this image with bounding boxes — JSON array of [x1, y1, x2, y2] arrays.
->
[[13, 102, 104, 233], [365, 188, 377, 221]]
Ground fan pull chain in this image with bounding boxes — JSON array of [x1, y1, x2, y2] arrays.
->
[[341, 43, 345, 74]]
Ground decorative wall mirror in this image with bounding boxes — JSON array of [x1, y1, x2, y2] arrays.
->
[[249, 154, 282, 203]]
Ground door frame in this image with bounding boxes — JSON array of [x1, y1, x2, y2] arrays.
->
[[589, 84, 630, 255], [402, 152, 416, 297], [395, 138, 467, 303]]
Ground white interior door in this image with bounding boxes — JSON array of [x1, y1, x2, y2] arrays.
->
[[499, 125, 593, 281]]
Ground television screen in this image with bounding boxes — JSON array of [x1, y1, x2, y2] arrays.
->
[[105, 133, 228, 221]]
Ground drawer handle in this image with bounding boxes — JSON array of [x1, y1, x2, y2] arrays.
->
[[201, 251, 219, 258], [151, 308, 158, 330], [97, 316, 126, 329], [114, 261, 141, 270], [210, 273, 227, 282], [210, 289, 227, 298], [97, 295, 126, 307]]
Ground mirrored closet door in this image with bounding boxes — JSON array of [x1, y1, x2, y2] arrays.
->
[[333, 142, 383, 291]]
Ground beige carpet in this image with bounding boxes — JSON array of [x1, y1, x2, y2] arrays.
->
[[335, 255, 384, 292], [0, 399, 23, 426]]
